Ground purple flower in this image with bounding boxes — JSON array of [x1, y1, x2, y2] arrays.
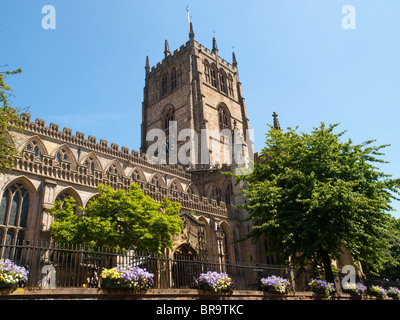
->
[[196, 271, 236, 292], [261, 275, 291, 294]]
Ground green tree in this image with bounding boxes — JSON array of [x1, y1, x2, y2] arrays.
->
[[234, 123, 400, 283], [0, 67, 28, 172], [49, 183, 184, 253], [379, 218, 400, 281]]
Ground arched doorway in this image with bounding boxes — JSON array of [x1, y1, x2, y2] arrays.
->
[[172, 243, 198, 288]]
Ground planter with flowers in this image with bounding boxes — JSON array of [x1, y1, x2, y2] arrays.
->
[[0, 259, 29, 289], [342, 282, 367, 298], [308, 278, 336, 299], [100, 265, 154, 292], [260, 275, 292, 294], [195, 271, 237, 294], [368, 285, 387, 299], [387, 287, 400, 300]]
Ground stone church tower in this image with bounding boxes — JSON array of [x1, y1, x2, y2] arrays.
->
[[140, 23, 252, 170], [139, 23, 258, 262]]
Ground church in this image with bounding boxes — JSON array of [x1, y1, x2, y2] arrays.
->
[[0, 23, 273, 266]]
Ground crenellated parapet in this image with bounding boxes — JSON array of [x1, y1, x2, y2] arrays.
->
[[19, 114, 191, 180]]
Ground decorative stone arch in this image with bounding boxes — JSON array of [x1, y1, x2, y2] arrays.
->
[[129, 166, 146, 184], [172, 242, 198, 288], [218, 221, 236, 264], [52, 144, 77, 167], [2, 175, 38, 196], [174, 243, 198, 258], [0, 176, 39, 246], [206, 182, 221, 204], [19, 135, 48, 157], [83, 193, 100, 208], [80, 152, 103, 172], [186, 183, 200, 197], [149, 172, 166, 188], [169, 178, 183, 193], [55, 186, 83, 209], [105, 160, 125, 182]]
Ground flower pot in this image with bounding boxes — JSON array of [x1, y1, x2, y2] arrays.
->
[[0, 281, 16, 289]]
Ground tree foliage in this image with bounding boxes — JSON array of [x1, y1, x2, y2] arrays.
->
[[49, 183, 184, 253], [234, 123, 400, 281], [0, 67, 27, 172], [379, 218, 400, 281]]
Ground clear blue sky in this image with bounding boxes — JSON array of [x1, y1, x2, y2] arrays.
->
[[1, 0, 400, 217]]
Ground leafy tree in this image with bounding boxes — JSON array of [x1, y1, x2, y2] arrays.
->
[[0, 67, 28, 172], [49, 183, 184, 253], [379, 218, 400, 281], [233, 123, 400, 283]]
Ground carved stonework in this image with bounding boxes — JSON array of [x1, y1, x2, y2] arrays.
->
[[177, 212, 207, 258]]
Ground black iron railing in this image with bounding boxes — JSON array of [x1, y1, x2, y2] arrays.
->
[[1, 240, 398, 292]]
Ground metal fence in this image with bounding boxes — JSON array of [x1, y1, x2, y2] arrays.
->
[[0, 240, 398, 292]]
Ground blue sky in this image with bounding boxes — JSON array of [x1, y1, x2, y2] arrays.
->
[[1, 0, 400, 217]]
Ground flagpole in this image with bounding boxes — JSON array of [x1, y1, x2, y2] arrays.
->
[[186, 5, 190, 32]]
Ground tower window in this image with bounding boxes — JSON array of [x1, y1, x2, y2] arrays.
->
[[204, 60, 211, 84], [228, 75, 234, 97], [164, 107, 175, 136], [219, 71, 227, 94], [210, 64, 218, 88], [170, 67, 177, 91], [218, 106, 230, 129], [161, 73, 168, 96]]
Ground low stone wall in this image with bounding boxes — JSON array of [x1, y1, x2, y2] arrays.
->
[[0, 288, 390, 300]]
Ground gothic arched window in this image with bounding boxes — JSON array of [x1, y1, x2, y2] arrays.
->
[[161, 73, 168, 97], [84, 157, 95, 172], [164, 106, 175, 136], [218, 106, 230, 130], [56, 148, 69, 162], [0, 183, 30, 254], [25, 140, 43, 158], [0, 184, 30, 228], [210, 64, 218, 88], [170, 67, 177, 91], [219, 70, 227, 94], [228, 74, 234, 97], [56, 192, 73, 208], [204, 60, 211, 84], [209, 184, 221, 205]]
